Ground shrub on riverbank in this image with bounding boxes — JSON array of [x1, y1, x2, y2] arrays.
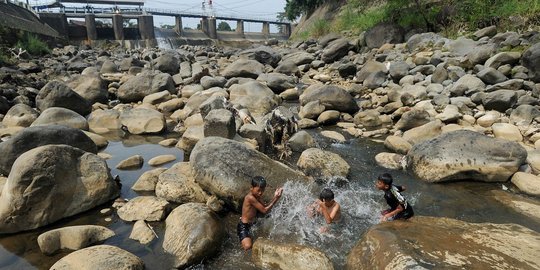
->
[[292, 0, 540, 39], [15, 33, 50, 56]]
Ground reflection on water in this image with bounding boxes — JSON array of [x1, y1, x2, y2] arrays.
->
[[1, 131, 540, 269]]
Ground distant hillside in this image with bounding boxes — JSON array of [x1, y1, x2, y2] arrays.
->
[[290, 0, 540, 40]]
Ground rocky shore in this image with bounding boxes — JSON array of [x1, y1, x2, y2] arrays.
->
[[0, 25, 540, 269]]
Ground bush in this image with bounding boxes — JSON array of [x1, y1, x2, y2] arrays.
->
[[15, 33, 50, 56]]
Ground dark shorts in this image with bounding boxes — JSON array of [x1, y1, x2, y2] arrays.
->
[[237, 222, 252, 241]]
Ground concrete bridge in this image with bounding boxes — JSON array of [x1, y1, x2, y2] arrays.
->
[[36, 5, 291, 44]]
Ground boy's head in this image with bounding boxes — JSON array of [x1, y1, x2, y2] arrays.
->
[[376, 173, 393, 190], [250, 176, 267, 198], [319, 188, 335, 206]]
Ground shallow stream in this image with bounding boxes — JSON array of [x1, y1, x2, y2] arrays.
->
[[0, 130, 539, 270]]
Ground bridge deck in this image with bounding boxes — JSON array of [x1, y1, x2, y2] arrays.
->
[[47, 7, 289, 25]]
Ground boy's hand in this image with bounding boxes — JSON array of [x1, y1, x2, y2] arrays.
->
[[274, 187, 283, 197]]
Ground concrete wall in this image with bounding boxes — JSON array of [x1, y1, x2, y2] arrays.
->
[[0, 2, 60, 38]]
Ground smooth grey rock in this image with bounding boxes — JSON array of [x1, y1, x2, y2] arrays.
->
[[0, 145, 118, 233], [37, 225, 115, 255], [36, 81, 91, 116], [204, 109, 236, 139], [300, 85, 358, 114], [407, 130, 527, 182], [50, 245, 144, 270], [163, 203, 225, 268]]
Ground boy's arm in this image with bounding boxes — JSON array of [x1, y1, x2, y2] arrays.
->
[[382, 204, 403, 221], [319, 202, 340, 224], [250, 188, 283, 214]]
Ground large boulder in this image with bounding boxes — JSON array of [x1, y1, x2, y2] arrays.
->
[[2, 104, 39, 127], [0, 145, 118, 233], [239, 46, 282, 67], [0, 125, 97, 175], [406, 130, 527, 183], [297, 148, 350, 178], [394, 109, 431, 131], [300, 85, 359, 114], [36, 81, 91, 116], [321, 38, 352, 63], [346, 216, 540, 270], [117, 71, 176, 103], [88, 109, 122, 131], [163, 203, 225, 268], [119, 108, 166, 134], [67, 73, 108, 104], [49, 245, 144, 270], [257, 73, 296, 93], [482, 90, 517, 112], [31, 107, 89, 130], [407, 33, 446, 52], [281, 51, 314, 66], [522, 42, 540, 83], [229, 81, 280, 116], [131, 167, 167, 191], [252, 238, 334, 270], [222, 58, 264, 79], [365, 22, 404, 49], [37, 225, 115, 255], [190, 137, 308, 209], [117, 196, 171, 222], [203, 109, 236, 139], [153, 53, 179, 75], [156, 162, 209, 204]]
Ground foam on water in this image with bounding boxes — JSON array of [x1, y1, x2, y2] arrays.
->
[[256, 177, 386, 266]]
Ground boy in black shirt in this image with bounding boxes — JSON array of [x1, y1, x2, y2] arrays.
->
[[375, 173, 414, 221]]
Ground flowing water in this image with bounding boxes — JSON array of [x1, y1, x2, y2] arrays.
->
[[0, 130, 539, 269]]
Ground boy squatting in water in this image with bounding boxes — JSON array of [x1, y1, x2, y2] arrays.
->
[[308, 188, 341, 232], [238, 176, 283, 250], [375, 173, 414, 221]]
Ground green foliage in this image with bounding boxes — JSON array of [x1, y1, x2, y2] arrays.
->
[[160, 24, 175, 29], [285, 0, 327, 21], [15, 33, 50, 56], [217, 21, 233, 31], [0, 50, 12, 66], [311, 19, 331, 37], [452, 0, 540, 29]]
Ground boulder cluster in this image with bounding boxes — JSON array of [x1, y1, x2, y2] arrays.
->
[[0, 25, 540, 269]]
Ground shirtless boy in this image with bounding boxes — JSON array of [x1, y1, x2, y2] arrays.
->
[[238, 176, 283, 250], [308, 188, 341, 232]]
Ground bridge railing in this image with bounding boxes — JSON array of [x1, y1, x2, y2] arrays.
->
[[143, 7, 287, 24]]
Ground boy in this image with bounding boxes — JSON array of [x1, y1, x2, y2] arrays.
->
[[238, 176, 283, 250], [375, 173, 414, 221], [308, 188, 341, 224]]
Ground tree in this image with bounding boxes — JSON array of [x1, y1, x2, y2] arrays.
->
[[217, 21, 233, 31], [284, 0, 327, 21]]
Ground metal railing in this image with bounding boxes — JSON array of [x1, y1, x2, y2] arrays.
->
[[32, 4, 290, 25]]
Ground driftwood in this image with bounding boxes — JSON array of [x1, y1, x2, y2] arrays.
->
[[9, 47, 27, 59]]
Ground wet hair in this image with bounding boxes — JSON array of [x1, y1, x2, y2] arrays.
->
[[319, 188, 334, 201], [378, 173, 393, 186], [251, 176, 267, 188]]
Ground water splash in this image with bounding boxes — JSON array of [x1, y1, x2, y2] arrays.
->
[[258, 177, 383, 266]]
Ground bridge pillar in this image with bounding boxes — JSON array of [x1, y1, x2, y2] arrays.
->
[[200, 17, 208, 34], [236, 20, 244, 36], [112, 14, 124, 40], [207, 17, 217, 39], [262, 22, 270, 37], [139, 15, 155, 40], [283, 24, 292, 38], [85, 14, 97, 40], [174, 16, 183, 34]]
